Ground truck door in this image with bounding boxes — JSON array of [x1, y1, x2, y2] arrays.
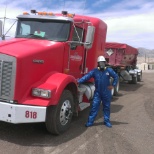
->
[[68, 26, 85, 78]]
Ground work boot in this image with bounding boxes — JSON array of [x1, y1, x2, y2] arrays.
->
[[85, 122, 93, 127], [104, 121, 112, 128]]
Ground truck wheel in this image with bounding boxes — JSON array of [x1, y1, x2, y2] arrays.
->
[[110, 78, 114, 97], [111, 88, 114, 97], [132, 76, 137, 84], [114, 80, 119, 96], [45, 90, 74, 135], [137, 73, 142, 82]]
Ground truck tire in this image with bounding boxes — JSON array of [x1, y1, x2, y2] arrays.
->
[[45, 90, 74, 135], [111, 87, 114, 97], [114, 79, 119, 96], [110, 78, 114, 97], [132, 76, 137, 84], [137, 73, 142, 82]]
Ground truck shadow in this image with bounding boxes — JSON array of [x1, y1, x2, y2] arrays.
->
[[0, 120, 87, 147], [0, 83, 125, 147], [0, 103, 124, 147], [119, 81, 143, 92]]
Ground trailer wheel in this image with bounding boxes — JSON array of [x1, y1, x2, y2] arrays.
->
[[45, 90, 74, 135], [114, 80, 119, 96], [132, 76, 137, 84], [137, 73, 142, 82]]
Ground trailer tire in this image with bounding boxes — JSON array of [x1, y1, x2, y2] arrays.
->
[[114, 80, 119, 96], [137, 73, 142, 82], [45, 90, 74, 135], [132, 76, 137, 84]]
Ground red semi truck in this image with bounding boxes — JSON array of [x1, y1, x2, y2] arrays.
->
[[0, 10, 108, 134], [104, 42, 142, 95]]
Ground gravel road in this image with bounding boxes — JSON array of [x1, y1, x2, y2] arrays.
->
[[0, 70, 154, 154]]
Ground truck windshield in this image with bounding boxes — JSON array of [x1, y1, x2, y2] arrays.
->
[[15, 19, 71, 41]]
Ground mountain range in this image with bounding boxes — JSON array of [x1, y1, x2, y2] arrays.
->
[[138, 48, 154, 58], [137, 48, 154, 64]]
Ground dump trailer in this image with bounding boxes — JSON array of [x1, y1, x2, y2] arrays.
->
[[0, 10, 108, 134], [105, 42, 142, 94]]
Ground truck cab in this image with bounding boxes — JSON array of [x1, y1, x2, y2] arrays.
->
[[0, 10, 107, 134]]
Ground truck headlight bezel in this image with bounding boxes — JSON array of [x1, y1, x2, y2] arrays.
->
[[32, 88, 51, 99]]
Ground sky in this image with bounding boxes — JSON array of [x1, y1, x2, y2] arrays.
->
[[0, 0, 154, 49]]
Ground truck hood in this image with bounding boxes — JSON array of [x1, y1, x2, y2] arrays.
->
[[0, 38, 64, 58], [0, 38, 67, 102]]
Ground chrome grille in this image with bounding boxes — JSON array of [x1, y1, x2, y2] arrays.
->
[[0, 54, 16, 100]]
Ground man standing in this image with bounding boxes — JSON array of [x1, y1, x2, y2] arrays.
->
[[78, 56, 118, 128]]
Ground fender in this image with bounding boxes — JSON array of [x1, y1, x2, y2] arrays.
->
[[21, 72, 77, 106], [134, 68, 142, 73]]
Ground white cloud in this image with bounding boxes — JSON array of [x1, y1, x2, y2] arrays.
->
[[0, 0, 154, 49], [88, 0, 154, 49]]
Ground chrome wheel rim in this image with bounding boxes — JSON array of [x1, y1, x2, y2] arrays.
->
[[60, 100, 71, 125]]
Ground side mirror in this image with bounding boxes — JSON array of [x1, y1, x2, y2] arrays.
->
[[84, 26, 95, 49], [0, 20, 2, 37]]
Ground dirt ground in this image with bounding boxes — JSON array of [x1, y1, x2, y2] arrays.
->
[[0, 70, 154, 154]]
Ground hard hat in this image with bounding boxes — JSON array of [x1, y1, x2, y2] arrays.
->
[[97, 56, 106, 62]]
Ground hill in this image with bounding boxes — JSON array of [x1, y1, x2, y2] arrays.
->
[[138, 48, 154, 57], [137, 48, 154, 64]]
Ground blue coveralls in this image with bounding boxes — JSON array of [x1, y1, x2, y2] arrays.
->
[[78, 67, 118, 126]]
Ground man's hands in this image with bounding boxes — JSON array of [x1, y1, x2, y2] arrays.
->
[[108, 85, 114, 90]]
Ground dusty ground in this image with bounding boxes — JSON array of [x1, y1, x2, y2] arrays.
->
[[0, 70, 154, 154]]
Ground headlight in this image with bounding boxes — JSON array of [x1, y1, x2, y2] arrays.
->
[[32, 88, 51, 98]]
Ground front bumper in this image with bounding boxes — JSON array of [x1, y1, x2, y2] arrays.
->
[[0, 101, 46, 123]]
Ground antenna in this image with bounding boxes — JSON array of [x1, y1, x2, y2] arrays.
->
[[0, 3, 16, 40], [3, 3, 7, 38], [0, 3, 7, 40]]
